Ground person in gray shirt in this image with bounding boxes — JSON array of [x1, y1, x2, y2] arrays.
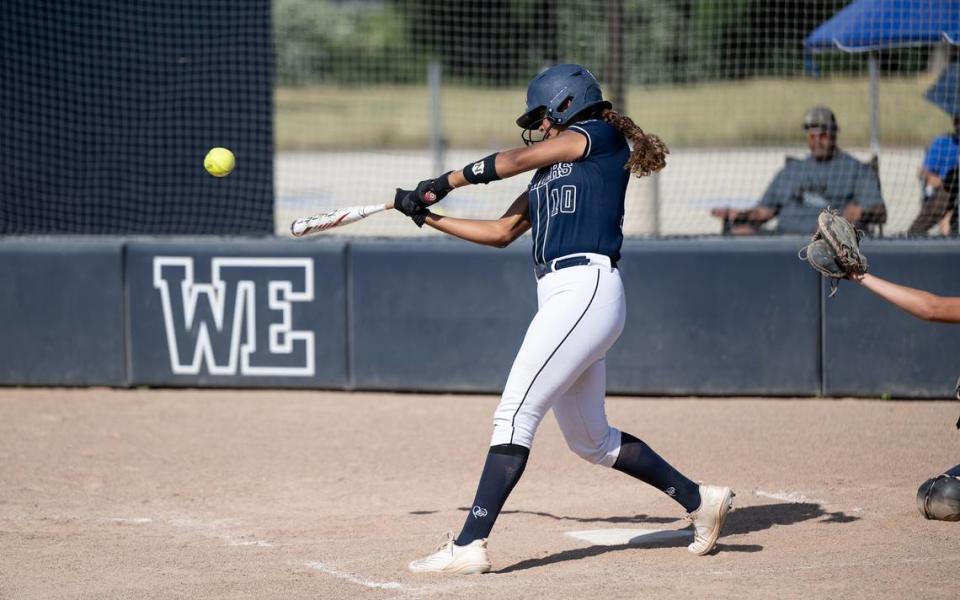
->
[[712, 106, 887, 235]]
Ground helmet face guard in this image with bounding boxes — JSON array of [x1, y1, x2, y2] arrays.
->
[[516, 64, 611, 137], [521, 122, 551, 146]]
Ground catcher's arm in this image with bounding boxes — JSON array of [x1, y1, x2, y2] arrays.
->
[[852, 273, 960, 323]]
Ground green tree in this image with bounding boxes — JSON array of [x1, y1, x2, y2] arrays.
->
[[274, 0, 424, 85]]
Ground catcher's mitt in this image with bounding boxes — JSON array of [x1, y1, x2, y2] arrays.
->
[[798, 208, 868, 296], [917, 474, 960, 521]]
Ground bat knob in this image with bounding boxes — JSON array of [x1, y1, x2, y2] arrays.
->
[[291, 220, 306, 237], [424, 191, 436, 203]]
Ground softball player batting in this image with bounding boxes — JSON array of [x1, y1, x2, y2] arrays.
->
[[392, 64, 735, 574]]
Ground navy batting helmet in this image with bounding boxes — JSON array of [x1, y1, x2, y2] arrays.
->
[[516, 64, 611, 130]]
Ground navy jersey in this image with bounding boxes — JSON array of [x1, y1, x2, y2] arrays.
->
[[527, 118, 630, 265]]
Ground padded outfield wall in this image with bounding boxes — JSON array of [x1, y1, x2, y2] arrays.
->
[[0, 238, 957, 398]]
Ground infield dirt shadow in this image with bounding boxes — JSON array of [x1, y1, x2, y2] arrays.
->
[[496, 501, 858, 573]]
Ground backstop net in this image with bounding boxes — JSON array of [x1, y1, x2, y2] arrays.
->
[[1, 0, 274, 234], [275, 0, 959, 238], [3, 1, 957, 237]]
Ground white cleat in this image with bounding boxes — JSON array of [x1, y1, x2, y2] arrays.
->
[[686, 484, 735, 555], [408, 532, 492, 574]]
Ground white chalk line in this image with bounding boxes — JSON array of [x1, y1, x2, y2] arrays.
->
[[754, 490, 827, 505], [103, 517, 154, 524], [754, 489, 865, 516], [101, 514, 408, 592], [103, 514, 272, 547], [164, 515, 275, 548], [304, 561, 404, 590]]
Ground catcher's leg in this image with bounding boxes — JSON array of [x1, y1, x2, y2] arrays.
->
[[916, 465, 960, 521]]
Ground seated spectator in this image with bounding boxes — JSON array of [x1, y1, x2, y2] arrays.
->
[[909, 115, 958, 236], [712, 106, 886, 235]]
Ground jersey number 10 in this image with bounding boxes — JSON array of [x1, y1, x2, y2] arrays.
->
[[549, 185, 577, 216]]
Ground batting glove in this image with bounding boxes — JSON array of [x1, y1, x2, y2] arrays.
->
[[415, 172, 453, 206], [393, 188, 430, 228]]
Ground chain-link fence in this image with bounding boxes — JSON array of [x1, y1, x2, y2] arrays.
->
[[2, 0, 274, 234], [275, 0, 960, 238], [3, 1, 957, 237]]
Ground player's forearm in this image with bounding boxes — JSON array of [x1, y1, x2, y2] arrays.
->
[[718, 206, 774, 224], [422, 213, 524, 248], [857, 203, 887, 224], [855, 273, 960, 323], [745, 206, 776, 223], [712, 206, 770, 235], [447, 152, 527, 188], [447, 135, 584, 190]]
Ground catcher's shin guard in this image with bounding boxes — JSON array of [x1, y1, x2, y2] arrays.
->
[[917, 474, 960, 521]]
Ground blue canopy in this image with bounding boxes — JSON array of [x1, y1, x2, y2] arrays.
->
[[925, 61, 960, 116], [805, 0, 960, 53]]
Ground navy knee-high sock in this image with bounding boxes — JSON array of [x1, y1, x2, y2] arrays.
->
[[455, 444, 529, 546], [943, 464, 960, 477], [612, 431, 701, 512]]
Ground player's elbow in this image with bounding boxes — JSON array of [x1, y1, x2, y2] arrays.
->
[[491, 231, 515, 248], [477, 230, 512, 248], [491, 221, 524, 248]]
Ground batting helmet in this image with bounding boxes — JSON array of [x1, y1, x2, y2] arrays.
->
[[516, 64, 611, 131]]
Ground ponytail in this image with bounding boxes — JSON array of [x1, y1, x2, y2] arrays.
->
[[600, 108, 669, 178]]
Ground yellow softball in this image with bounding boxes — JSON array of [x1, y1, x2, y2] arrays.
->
[[204, 147, 235, 177]]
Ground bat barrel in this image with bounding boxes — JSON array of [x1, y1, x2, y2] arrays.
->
[[290, 204, 387, 238]]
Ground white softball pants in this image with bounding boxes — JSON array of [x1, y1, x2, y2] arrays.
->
[[490, 257, 626, 467]]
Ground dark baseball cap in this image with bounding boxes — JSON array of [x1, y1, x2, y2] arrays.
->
[[802, 106, 838, 132]]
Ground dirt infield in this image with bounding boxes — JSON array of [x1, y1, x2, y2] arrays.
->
[[2, 389, 958, 599]]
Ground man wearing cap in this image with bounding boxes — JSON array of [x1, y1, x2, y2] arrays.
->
[[712, 106, 886, 235]]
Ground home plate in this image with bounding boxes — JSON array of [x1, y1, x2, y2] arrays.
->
[[565, 528, 690, 546]]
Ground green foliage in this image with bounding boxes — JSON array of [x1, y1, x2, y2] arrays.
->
[[274, 0, 425, 85], [273, 0, 939, 87]]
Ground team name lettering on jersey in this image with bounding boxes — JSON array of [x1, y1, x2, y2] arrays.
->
[[531, 162, 573, 189], [527, 119, 630, 264]]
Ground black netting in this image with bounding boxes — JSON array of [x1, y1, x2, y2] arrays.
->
[[273, 1, 959, 238], [1, 0, 274, 234]]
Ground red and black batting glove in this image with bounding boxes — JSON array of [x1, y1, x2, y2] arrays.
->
[[393, 188, 430, 228], [414, 172, 453, 206]]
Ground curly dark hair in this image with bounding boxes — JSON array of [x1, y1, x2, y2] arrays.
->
[[600, 108, 669, 178]]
